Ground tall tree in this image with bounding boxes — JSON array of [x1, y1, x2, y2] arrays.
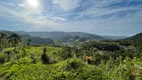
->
[[27, 39, 32, 48], [0, 32, 7, 39], [0, 32, 7, 51], [41, 47, 50, 64], [7, 33, 22, 51]]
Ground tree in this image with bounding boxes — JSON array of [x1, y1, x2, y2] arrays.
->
[[0, 32, 7, 51], [73, 36, 80, 40], [61, 46, 73, 59], [27, 39, 32, 48], [41, 47, 50, 64], [0, 32, 7, 39], [7, 33, 22, 52]]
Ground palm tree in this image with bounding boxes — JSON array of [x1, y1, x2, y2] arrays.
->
[[0, 32, 7, 43], [0, 32, 7, 51], [7, 33, 23, 51]]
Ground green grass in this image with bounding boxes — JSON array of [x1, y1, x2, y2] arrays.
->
[[3, 46, 62, 62], [0, 56, 142, 80], [0, 57, 103, 80], [0, 46, 142, 80]]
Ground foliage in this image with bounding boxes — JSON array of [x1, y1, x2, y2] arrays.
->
[[0, 34, 142, 80], [59, 46, 73, 60], [0, 55, 142, 80], [7, 33, 23, 51], [27, 39, 32, 48], [30, 52, 37, 64], [0, 53, 6, 64], [0, 32, 8, 51], [79, 41, 124, 52], [41, 47, 50, 64]]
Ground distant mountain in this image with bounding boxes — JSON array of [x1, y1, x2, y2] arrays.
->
[[15, 31, 104, 41], [103, 35, 127, 40], [0, 31, 54, 45], [125, 33, 142, 40], [21, 35, 54, 45], [1, 30, 129, 43]]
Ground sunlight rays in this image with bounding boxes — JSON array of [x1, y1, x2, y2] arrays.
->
[[27, 0, 39, 8]]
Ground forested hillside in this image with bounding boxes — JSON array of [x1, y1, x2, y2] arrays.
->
[[0, 32, 142, 80], [16, 31, 104, 40], [125, 33, 142, 40], [0, 0, 142, 79], [0, 31, 55, 45]]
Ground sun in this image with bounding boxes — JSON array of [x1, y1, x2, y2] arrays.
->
[[27, 0, 39, 8]]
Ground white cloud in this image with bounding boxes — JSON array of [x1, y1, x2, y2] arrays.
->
[[43, 10, 142, 36], [80, 6, 142, 17], [52, 0, 81, 11], [18, 4, 24, 7], [0, 0, 51, 25], [0, 0, 142, 36], [7, 3, 15, 6], [51, 0, 142, 19], [84, 0, 122, 7], [49, 17, 66, 22]]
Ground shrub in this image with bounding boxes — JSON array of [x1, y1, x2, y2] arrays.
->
[[14, 50, 20, 54], [4, 51, 11, 61], [4, 51, 12, 55], [41, 47, 50, 64], [66, 58, 84, 71], [0, 53, 6, 63], [30, 52, 37, 64], [18, 57, 32, 64], [60, 46, 73, 59], [80, 41, 124, 52], [22, 48, 27, 57]]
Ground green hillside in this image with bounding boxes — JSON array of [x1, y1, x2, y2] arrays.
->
[[124, 33, 142, 48], [16, 31, 104, 41], [0, 32, 142, 80], [125, 33, 142, 40], [0, 46, 142, 80], [0, 31, 55, 45]]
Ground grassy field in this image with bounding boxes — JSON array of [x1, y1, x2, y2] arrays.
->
[[0, 46, 142, 80]]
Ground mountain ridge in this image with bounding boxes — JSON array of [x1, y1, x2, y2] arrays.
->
[[125, 33, 142, 40], [1, 30, 129, 41], [15, 31, 104, 41]]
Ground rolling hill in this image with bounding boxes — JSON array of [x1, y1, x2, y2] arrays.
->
[[1, 30, 128, 43], [15, 31, 104, 41], [103, 35, 127, 40], [21, 35, 54, 45], [125, 33, 142, 40], [0, 30, 54, 45]]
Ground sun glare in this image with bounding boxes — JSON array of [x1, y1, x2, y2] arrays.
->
[[27, 0, 39, 8]]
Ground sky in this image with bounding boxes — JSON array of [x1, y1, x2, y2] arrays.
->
[[0, 0, 142, 36]]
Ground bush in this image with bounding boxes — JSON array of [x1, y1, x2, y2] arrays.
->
[[4, 51, 12, 61], [66, 58, 82, 70], [4, 51, 12, 55], [0, 53, 6, 63], [80, 41, 124, 52], [60, 46, 73, 59], [22, 48, 27, 57], [30, 52, 37, 64], [18, 57, 32, 64], [41, 47, 50, 64]]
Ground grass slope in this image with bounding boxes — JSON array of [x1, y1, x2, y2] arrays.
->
[[0, 46, 142, 80]]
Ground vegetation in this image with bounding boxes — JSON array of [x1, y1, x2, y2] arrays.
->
[[41, 47, 50, 64], [7, 33, 23, 52], [0, 32, 8, 51], [0, 31, 142, 80]]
